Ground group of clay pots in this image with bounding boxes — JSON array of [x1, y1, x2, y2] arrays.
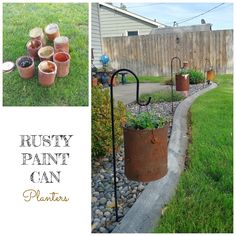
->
[[16, 23, 71, 87]]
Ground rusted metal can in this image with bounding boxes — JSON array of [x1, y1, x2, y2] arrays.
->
[[175, 74, 189, 91], [123, 124, 168, 182], [54, 36, 69, 53], [29, 27, 46, 46], [207, 70, 215, 81]]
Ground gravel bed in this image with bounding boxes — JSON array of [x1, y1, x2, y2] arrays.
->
[[91, 83, 210, 233]]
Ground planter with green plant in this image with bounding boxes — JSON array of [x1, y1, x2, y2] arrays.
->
[[175, 69, 189, 92], [187, 69, 204, 84], [123, 111, 169, 182]]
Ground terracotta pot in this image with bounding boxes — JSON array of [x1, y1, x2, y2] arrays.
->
[[175, 74, 189, 91], [38, 61, 57, 87], [44, 23, 60, 41], [16, 56, 35, 79], [54, 36, 69, 53], [26, 39, 42, 60], [53, 52, 70, 77], [123, 124, 168, 182], [38, 46, 54, 61], [29, 27, 46, 46]]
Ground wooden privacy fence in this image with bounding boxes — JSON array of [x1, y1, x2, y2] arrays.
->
[[102, 30, 233, 76]]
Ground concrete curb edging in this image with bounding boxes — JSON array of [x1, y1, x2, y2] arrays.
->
[[112, 83, 218, 233]]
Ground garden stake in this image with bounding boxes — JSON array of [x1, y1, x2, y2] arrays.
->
[[110, 68, 151, 222], [170, 56, 182, 115]]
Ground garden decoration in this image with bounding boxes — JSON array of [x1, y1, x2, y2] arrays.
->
[[26, 39, 42, 60], [44, 23, 60, 41], [110, 68, 151, 222], [124, 112, 168, 182], [54, 36, 69, 53], [205, 58, 215, 84], [16, 56, 35, 79], [38, 46, 54, 61], [100, 54, 110, 87], [38, 60, 57, 87], [53, 52, 71, 77]]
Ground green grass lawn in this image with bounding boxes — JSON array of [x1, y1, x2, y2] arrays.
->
[[154, 74, 233, 233], [3, 3, 88, 106], [125, 75, 169, 84], [140, 90, 184, 103]]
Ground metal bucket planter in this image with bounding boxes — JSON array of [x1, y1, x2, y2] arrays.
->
[[26, 39, 42, 60], [175, 74, 189, 97], [54, 36, 69, 53], [123, 124, 168, 182], [29, 27, 46, 46], [44, 23, 60, 41], [207, 70, 215, 83], [38, 46, 54, 61], [53, 52, 70, 77], [16, 56, 35, 79], [38, 61, 57, 87]]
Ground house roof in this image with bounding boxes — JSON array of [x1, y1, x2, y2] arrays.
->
[[99, 3, 166, 28]]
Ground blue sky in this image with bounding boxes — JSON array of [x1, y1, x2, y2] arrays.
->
[[113, 3, 233, 30]]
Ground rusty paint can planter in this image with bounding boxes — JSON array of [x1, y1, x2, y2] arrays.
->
[[38, 61, 57, 87], [29, 27, 46, 46], [175, 74, 189, 97], [53, 52, 70, 77], [54, 36, 69, 53], [38, 46, 54, 61], [26, 39, 42, 60], [16, 56, 35, 79], [123, 124, 168, 182], [45, 23, 60, 41], [207, 70, 215, 81]]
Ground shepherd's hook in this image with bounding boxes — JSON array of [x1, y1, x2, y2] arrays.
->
[[110, 68, 151, 222]]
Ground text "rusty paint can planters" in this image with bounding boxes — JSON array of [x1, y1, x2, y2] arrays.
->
[[53, 52, 70, 77], [16, 56, 35, 79], [38, 61, 57, 87], [38, 46, 54, 61], [54, 36, 69, 53], [123, 124, 168, 182], [29, 27, 46, 46], [45, 23, 60, 41], [26, 39, 42, 60]]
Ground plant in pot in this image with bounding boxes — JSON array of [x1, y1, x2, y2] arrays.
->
[[175, 68, 189, 97], [123, 111, 169, 182]]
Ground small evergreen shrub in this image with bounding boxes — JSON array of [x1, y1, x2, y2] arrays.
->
[[187, 69, 204, 84], [92, 85, 126, 158]]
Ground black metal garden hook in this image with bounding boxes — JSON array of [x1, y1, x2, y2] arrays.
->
[[109, 68, 151, 222], [170, 56, 182, 114], [110, 68, 151, 106]]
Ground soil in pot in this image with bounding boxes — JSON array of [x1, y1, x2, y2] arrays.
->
[[38, 46, 54, 61], [44, 23, 60, 41], [16, 56, 35, 79], [26, 39, 42, 60], [29, 27, 46, 46], [53, 52, 70, 77], [123, 124, 169, 182], [38, 61, 57, 87], [54, 36, 69, 53]]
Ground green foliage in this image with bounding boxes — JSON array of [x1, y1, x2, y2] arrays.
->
[[126, 112, 167, 130], [92, 85, 126, 158], [140, 90, 184, 103], [155, 74, 233, 233], [3, 3, 88, 106], [187, 69, 204, 84]]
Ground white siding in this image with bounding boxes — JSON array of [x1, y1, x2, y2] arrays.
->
[[100, 5, 157, 37], [91, 3, 103, 67]]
